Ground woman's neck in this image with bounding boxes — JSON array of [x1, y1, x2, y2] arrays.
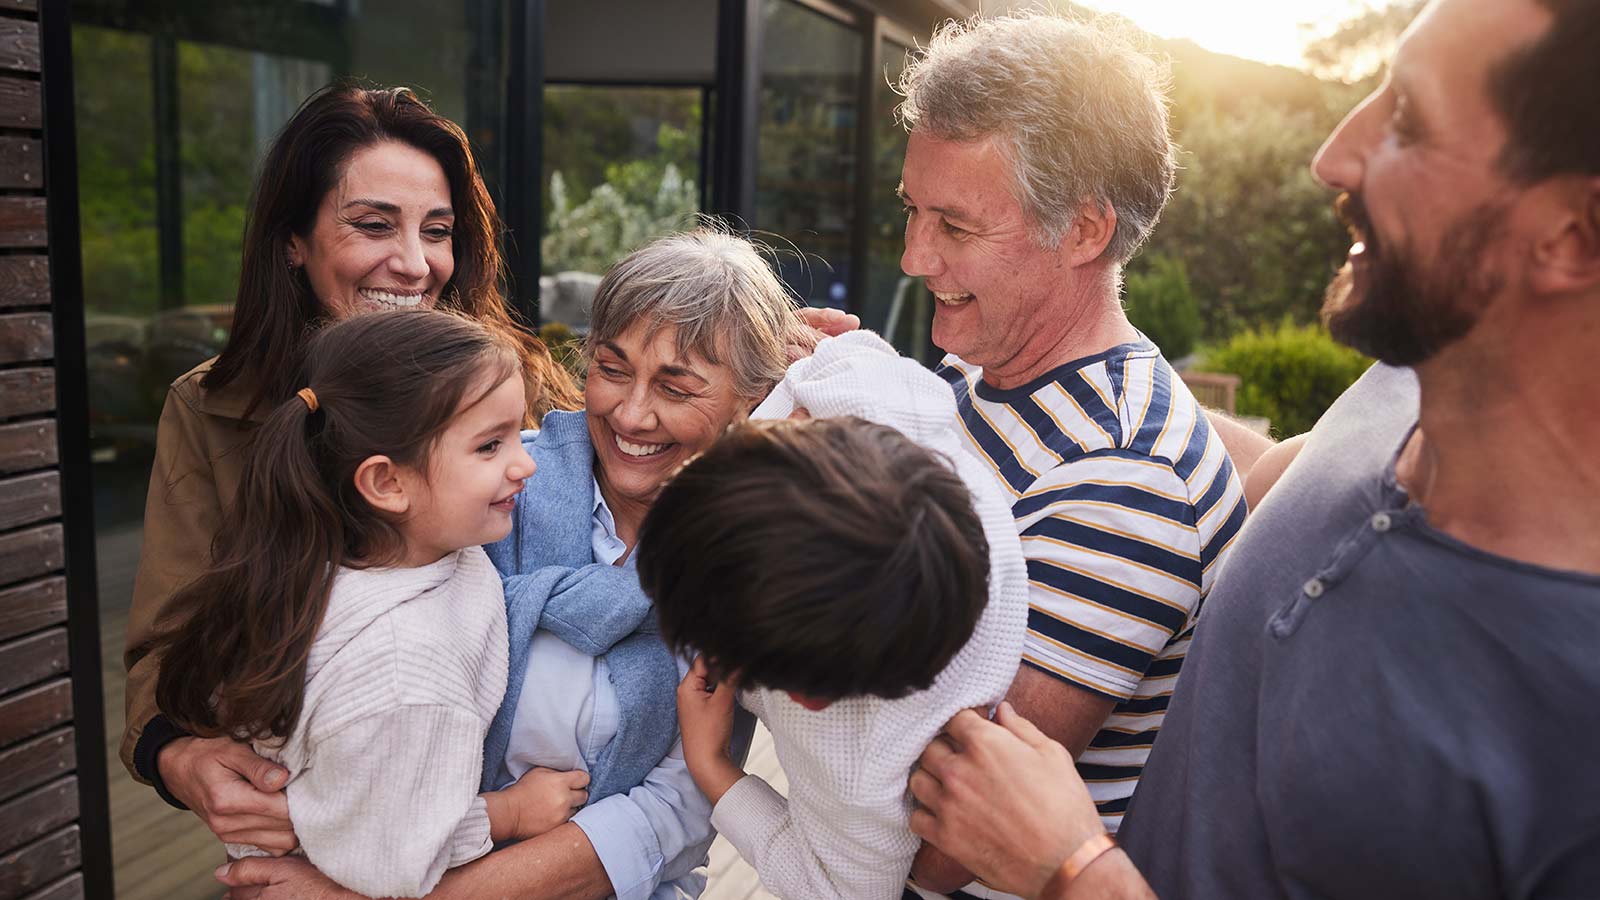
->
[[595, 466, 651, 552]]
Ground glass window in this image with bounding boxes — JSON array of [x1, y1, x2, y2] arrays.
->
[[540, 85, 704, 330], [863, 37, 935, 362], [756, 0, 862, 309], [71, 5, 505, 897]]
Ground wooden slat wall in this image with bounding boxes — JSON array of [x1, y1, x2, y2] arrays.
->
[[0, 4, 92, 899]]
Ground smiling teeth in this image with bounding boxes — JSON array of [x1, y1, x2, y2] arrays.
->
[[933, 291, 974, 305], [616, 435, 667, 457], [361, 289, 427, 308]]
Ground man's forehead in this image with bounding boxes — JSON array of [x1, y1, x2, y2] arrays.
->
[[901, 131, 1018, 217], [1395, 0, 1552, 100]]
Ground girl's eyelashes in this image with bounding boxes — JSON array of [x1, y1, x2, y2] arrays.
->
[[476, 438, 502, 454]]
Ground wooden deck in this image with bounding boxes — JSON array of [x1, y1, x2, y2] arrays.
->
[[96, 520, 777, 900], [98, 523, 227, 900]]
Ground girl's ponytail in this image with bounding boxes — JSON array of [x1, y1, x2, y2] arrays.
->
[[155, 391, 346, 740], [150, 309, 520, 741]]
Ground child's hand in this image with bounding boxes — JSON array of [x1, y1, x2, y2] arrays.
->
[[676, 656, 745, 804], [485, 767, 589, 842]]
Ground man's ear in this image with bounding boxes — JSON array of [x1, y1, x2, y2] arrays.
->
[[1530, 176, 1600, 296], [353, 454, 412, 516], [1064, 201, 1118, 268]]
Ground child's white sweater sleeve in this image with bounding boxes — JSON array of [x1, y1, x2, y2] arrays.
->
[[711, 774, 913, 900], [287, 704, 493, 898]]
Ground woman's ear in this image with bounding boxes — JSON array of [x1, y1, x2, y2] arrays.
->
[[286, 234, 306, 269], [353, 455, 411, 516]]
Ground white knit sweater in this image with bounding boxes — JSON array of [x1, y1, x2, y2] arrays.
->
[[226, 546, 509, 898], [725, 331, 1029, 900]]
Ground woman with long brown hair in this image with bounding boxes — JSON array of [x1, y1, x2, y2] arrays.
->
[[121, 83, 580, 849]]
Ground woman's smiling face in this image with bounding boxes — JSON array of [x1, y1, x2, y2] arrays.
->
[[289, 140, 456, 318], [585, 321, 749, 517]]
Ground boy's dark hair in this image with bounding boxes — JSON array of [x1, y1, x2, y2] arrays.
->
[[637, 417, 990, 701]]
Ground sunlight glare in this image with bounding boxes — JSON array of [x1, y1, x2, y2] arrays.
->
[[1072, 0, 1374, 69]]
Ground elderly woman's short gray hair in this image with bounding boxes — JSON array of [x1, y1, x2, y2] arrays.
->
[[585, 228, 802, 399], [896, 12, 1177, 265]]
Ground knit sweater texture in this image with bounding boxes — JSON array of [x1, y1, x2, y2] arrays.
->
[[226, 546, 507, 898], [722, 331, 1030, 900]]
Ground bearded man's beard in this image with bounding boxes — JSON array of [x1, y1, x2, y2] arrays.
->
[[1321, 192, 1505, 366]]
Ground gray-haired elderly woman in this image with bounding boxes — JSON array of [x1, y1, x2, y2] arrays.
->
[[470, 227, 814, 900]]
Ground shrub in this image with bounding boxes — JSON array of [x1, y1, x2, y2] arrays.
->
[[1124, 254, 1202, 361], [1200, 322, 1371, 437]]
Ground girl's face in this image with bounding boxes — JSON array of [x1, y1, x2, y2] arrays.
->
[[289, 140, 456, 318], [585, 322, 750, 519], [398, 371, 534, 566]]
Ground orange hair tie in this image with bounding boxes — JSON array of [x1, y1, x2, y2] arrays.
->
[[296, 387, 319, 412]]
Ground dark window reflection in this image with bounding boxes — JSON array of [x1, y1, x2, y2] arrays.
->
[[541, 85, 704, 330], [863, 38, 934, 363], [756, 0, 862, 309]]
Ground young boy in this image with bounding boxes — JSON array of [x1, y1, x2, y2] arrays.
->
[[635, 331, 1029, 900]]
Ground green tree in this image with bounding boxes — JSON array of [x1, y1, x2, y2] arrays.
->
[[1123, 254, 1201, 360], [1302, 1, 1426, 84], [1136, 95, 1355, 341]]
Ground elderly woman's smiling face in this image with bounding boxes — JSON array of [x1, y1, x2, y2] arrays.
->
[[586, 321, 749, 516]]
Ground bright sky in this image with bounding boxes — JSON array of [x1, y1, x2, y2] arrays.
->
[[1073, 0, 1375, 69]]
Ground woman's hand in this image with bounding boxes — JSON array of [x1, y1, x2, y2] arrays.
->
[[675, 657, 745, 804], [159, 735, 297, 853], [486, 767, 591, 842]]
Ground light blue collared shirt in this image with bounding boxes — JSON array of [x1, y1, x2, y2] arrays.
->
[[499, 479, 711, 900]]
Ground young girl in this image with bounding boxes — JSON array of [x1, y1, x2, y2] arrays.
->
[[149, 310, 587, 898]]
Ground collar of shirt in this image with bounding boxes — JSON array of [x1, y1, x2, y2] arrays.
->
[[591, 477, 629, 566]]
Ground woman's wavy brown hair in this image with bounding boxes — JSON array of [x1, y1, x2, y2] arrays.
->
[[204, 81, 580, 423], [153, 310, 519, 741]]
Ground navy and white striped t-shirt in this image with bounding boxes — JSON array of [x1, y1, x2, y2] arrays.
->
[[938, 339, 1246, 831]]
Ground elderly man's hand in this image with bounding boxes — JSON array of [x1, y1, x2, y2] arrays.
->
[[789, 306, 861, 362], [216, 856, 356, 900], [159, 735, 296, 854], [909, 702, 1106, 899]]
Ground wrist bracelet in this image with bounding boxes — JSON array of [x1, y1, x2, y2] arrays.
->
[[1041, 832, 1116, 897]]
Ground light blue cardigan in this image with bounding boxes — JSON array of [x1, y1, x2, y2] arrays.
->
[[480, 410, 680, 804]]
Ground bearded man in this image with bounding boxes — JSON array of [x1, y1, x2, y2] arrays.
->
[[904, 0, 1600, 897]]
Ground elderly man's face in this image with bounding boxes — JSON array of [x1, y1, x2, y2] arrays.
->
[[900, 132, 1076, 375], [1311, 0, 1553, 365]]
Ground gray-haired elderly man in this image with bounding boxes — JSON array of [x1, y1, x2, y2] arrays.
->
[[894, 12, 1268, 899]]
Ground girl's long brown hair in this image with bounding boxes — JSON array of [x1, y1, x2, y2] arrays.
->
[[204, 81, 580, 423], [153, 310, 518, 741]]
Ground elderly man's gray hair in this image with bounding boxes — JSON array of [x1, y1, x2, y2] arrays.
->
[[585, 227, 802, 399], [896, 12, 1177, 265]]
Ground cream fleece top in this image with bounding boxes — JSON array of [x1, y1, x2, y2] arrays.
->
[[725, 331, 1030, 900], [226, 546, 509, 898]]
